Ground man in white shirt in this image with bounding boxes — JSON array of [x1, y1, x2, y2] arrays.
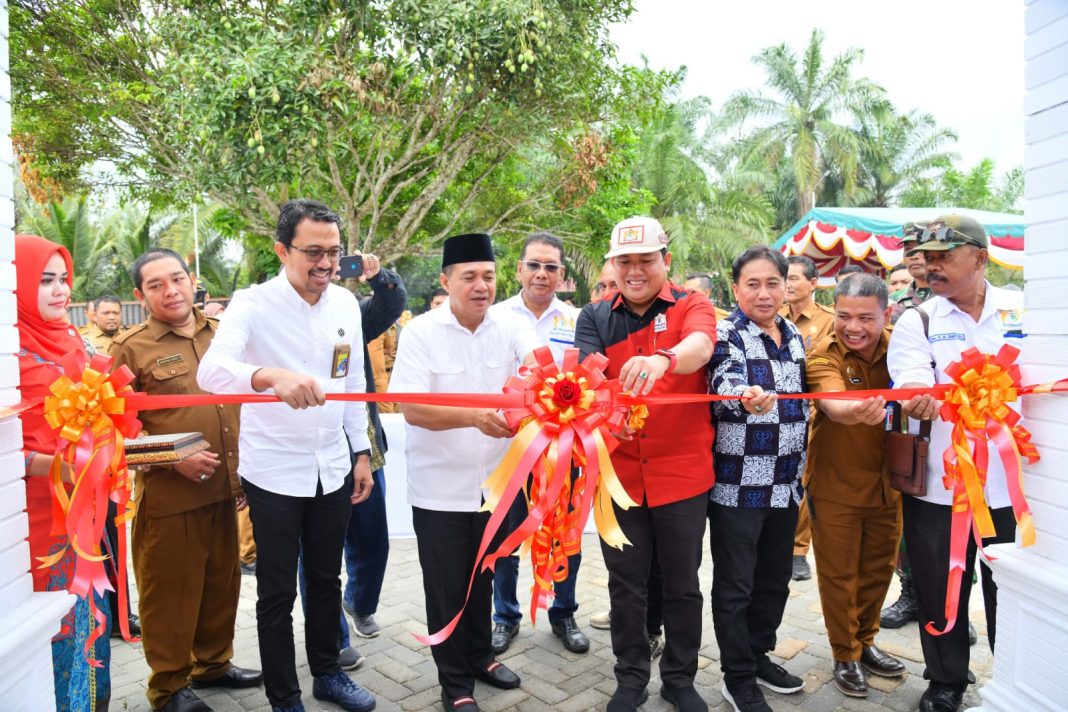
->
[[390, 232, 540, 712], [486, 232, 588, 657], [887, 214, 1024, 712], [197, 199, 375, 712]]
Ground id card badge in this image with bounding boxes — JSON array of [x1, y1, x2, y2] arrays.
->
[[331, 344, 351, 379]]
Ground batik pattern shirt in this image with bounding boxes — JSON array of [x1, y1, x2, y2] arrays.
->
[[708, 311, 808, 509]]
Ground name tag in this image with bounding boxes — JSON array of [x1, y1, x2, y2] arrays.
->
[[157, 354, 184, 366], [654, 313, 667, 333], [929, 332, 966, 343], [331, 344, 351, 379]]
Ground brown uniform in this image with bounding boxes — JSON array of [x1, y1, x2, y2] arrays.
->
[[109, 311, 243, 709], [805, 331, 901, 662], [83, 322, 120, 355], [779, 300, 835, 556], [368, 323, 399, 413]]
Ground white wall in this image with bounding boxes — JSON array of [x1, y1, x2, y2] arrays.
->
[[1020, 0, 1068, 564], [0, 2, 77, 706]]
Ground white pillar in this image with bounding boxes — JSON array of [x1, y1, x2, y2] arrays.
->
[[975, 1, 1068, 710], [0, 2, 77, 707]]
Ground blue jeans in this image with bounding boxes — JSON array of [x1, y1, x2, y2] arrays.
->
[[492, 486, 582, 627], [343, 468, 390, 617]]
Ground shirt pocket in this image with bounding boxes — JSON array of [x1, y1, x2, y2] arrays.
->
[[147, 359, 195, 395], [429, 361, 466, 392]]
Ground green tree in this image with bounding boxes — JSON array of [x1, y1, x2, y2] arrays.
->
[[12, 0, 636, 261], [857, 106, 958, 206], [16, 195, 105, 300], [900, 159, 1023, 213], [722, 28, 885, 220]]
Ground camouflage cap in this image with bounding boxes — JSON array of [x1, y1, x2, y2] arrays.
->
[[900, 221, 927, 244], [906, 214, 988, 254]]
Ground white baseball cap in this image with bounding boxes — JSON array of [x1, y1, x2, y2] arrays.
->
[[605, 216, 670, 259]]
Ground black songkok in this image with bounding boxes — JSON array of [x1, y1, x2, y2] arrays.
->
[[441, 233, 495, 271]]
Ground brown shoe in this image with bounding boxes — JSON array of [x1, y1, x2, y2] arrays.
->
[[833, 661, 868, 698], [861, 645, 907, 678]]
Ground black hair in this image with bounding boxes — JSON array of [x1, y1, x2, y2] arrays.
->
[[131, 248, 190, 290], [430, 287, 448, 300], [276, 199, 343, 248], [94, 294, 122, 309], [837, 264, 865, 281], [786, 255, 818, 281], [731, 246, 788, 283], [834, 272, 889, 310], [685, 273, 713, 291], [888, 263, 910, 275], [520, 231, 565, 263]]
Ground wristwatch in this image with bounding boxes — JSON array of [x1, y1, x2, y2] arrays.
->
[[654, 348, 677, 374]]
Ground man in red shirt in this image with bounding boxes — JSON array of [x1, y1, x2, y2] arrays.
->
[[575, 216, 716, 712]]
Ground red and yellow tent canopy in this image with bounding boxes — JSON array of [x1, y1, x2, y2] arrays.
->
[[774, 207, 1025, 286]]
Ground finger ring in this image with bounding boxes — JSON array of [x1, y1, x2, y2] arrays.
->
[[755, 405, 763, 412], [199, 474, 209, 482], [638, 371, 648, 379]]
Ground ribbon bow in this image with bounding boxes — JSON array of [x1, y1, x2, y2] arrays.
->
[[40, 353, 142, 660], [928, 344, 1038, 636], [417, 347, 639, 644]]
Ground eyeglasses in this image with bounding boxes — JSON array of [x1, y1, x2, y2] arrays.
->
[[290, 245, 344, 262], [521, 260, 563, 274], [916, 224, 982, 248]]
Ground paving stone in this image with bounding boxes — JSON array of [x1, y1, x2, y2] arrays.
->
[[111, 534, 995, 712]]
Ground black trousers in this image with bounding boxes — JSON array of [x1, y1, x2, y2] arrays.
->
[[709, 500, 798, 688], [413, 507, 504, 699], [902, 496, 1016, 691], [600, 492, 708, 690], [243, 474, 353, 708]]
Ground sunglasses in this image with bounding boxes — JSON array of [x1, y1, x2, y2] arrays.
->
[[916, 224, 983, 248], [522, 260, 563, 274]]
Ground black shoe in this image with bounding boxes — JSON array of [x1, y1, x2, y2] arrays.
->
[[161, 687, 212, 712], [660, 684, 707, 711], [550, 616, 589, 653], [754, 656, 804, 694], [880, 574, 917, 628], [968, 621, 977, 646], [833, 661, 868, 698], [721, 683, 771, 712], [606, 685, 648, 712], [860, 645, 906, 678], [441, 690, 479, 710], [190, 666, 263, 689], [112, 613, 141, 639], [791, 555, 811, 581], [240, 561, 257, 576], [473, 661, 520, 689], [490, 622, 518, 654], [919, 685, 963, 712]]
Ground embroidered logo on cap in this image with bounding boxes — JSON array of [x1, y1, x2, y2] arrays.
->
[[618, 226, 644, 244]]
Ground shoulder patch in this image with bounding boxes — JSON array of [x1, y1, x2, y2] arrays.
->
[[110, 322, 149, 345], [807, 356, 832, 366]]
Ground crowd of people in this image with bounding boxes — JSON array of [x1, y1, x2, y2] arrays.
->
[[15, 201, 1023, 712]]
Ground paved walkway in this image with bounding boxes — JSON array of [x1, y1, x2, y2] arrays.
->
[[112, 533, 993, 712]]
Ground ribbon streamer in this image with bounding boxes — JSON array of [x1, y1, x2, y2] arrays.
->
[[16, 345, 1068, 654], [40, 353, 142, 659]]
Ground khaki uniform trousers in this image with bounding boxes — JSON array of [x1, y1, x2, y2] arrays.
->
[[132, 498, 241, 709], [237, 505, 257, 564], [810, 496, 901, 661]]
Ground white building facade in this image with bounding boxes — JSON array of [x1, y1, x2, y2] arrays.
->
[[976, 2, 1068, 711]]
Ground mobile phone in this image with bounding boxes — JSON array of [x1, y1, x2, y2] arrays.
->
[[338, 254, 364, 280], [194, 288, 207, 308]]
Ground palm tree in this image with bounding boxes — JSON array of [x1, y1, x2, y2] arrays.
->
[[857, 105, 958, 206], [16, 195, 107, 300], [153, 203, 241, 297], [722, 28, 886, 219]]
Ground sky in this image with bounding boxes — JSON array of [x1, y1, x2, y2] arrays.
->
[[610, 0, 1025, 172]]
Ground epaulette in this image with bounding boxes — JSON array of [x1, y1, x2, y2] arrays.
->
[[110, 322, 149, 346], [816, 302, 835, 315]]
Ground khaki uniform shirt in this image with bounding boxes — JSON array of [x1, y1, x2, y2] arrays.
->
[[368, 324, 399, 414], [779, 301, 835, 355], [83, 323, 119, 355], [803, 331, 897, 508], [109, 310, 241, 518]]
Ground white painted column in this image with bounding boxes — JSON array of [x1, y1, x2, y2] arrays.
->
[[976, 2, 1068, 710], [0, 2, 77, 707]]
